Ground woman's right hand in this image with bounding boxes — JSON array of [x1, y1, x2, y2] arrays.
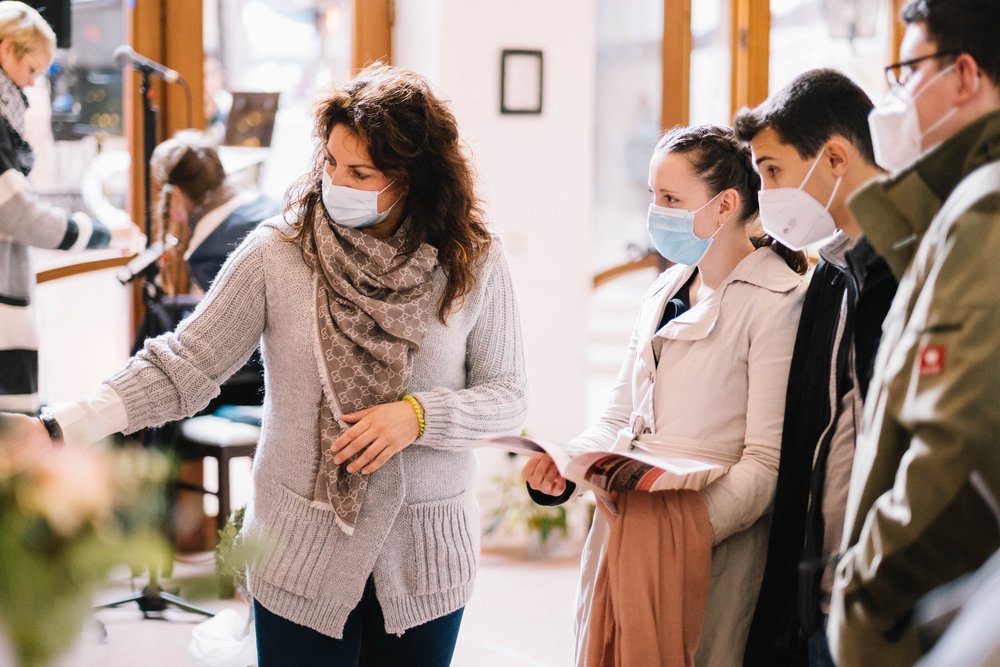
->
[[521, 453, 568, 496]]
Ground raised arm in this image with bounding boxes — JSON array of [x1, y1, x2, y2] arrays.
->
[[108, 229, 269, 432], [46, 227, 270, 446], [0, 167, 109, 251]]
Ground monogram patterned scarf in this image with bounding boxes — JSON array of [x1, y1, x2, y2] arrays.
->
[[306, 208, 438, 535]]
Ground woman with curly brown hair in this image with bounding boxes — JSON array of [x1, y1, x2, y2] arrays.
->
[[5, 64, 528, 665]]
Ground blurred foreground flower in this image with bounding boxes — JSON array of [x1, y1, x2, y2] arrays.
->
[[0, 423, 170, 667]]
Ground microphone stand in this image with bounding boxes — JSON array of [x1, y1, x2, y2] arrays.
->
[[95, 66, 214, 620], [138, 67, 164, 321]]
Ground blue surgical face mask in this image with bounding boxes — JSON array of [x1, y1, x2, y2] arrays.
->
[[321, 169, 400, 229], [646, 192, 724, 265]]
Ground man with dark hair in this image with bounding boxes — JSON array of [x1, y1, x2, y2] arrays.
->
[[734, 68, 896, 667], [828, 0, 1000, 664], [736, 68, 879, 167]]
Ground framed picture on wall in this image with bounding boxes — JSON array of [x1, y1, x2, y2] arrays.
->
[[500, 49, 543, 115], [224, 91, 281, 147]]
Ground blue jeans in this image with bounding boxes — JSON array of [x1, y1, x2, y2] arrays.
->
[[254, 578, 464, 667]]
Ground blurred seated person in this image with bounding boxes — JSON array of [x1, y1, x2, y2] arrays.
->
[[151, 133, 278, 295], [148, 134, 279, 408]]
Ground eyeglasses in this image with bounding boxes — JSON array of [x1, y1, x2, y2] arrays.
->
[[884, 50, 960, 88]]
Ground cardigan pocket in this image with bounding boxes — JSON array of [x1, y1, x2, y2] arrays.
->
[[251, 483, 344, 600], [406, 493, 479, 595]]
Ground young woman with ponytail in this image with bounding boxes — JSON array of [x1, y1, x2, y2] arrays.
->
[[523, 124, 807, 666]]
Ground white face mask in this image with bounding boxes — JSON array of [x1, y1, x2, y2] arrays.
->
[[868, 63, 963, 172], [321, 169, 399, 229], [758, 150, 841, 251]]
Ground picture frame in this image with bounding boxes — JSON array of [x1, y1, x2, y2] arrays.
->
[[500, 49, 544, 115], [224, 91, 281, 147]]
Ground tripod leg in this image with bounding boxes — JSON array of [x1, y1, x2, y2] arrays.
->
[[159, 591, 216, 617], [94, 592, 146, 610]]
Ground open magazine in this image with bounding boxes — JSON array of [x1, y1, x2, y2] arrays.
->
[[482, 435, 730, 503]]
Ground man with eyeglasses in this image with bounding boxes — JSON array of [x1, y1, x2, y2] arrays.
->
[[828, 0, 1000, 665]]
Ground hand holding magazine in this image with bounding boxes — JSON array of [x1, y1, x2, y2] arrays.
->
[[482, 434, 730, 503]]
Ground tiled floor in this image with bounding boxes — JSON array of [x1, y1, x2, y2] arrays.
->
[[60, 548, 581, 666], [452, 551, 579, 667]]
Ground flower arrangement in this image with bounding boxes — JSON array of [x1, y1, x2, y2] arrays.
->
[[0, 423, 169, 667]]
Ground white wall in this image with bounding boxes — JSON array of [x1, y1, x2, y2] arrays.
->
[[33, 251, 133, 402], [394, 0, 597, 443]]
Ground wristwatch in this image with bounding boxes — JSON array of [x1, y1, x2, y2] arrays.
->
[[38, 411, 64, 444]]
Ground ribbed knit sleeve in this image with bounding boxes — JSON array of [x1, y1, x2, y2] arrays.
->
[[412, 242, 528, 449], [106, 227, 268, 432]]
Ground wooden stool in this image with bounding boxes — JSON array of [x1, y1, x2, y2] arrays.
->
[[174, 415, 259, 533]]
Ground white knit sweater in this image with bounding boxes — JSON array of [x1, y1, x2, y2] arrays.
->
[[106, 219, 528, 637]]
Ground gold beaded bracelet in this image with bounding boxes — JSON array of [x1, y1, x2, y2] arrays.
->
[[402, 394, 426, 438]]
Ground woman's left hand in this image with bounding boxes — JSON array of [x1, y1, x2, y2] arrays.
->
[[331, 401, 421, 474], [0, 413, 53, 471]]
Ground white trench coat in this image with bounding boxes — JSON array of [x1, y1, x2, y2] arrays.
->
[[573, 247, 806, 667]]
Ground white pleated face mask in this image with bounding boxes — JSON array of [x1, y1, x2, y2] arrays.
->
[[868, 63, 964, 172], [757, 150, 841, 251], [321, 169, 400, 229]]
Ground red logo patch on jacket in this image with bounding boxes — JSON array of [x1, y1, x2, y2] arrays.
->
[[919, 345, 945, 376]]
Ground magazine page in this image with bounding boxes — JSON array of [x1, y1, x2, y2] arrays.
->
[[479, 435, 727, 494], [478, 435, 576, 474], [561, 450, 726, 494]]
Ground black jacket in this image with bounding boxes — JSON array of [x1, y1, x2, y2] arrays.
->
[[187, 194, 279, 292], [743, 236, 896, 665]]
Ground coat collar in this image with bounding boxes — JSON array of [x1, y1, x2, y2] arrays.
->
[[646, 247, 801, 344], [849, 109, 1000, 279], [818, 231, 857, 269]]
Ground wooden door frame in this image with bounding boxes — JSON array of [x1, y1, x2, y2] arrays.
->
[[124, 0, 398, 241], [123, 0, 205, 237], [729, 0, 769, 119], [353, 0, 393, 71], [660, 0, 770, 128], [661, 0, 692, 130], [122, 1, 208, 551], [123, 0, 206, 343], [890, 0, 906, 62]]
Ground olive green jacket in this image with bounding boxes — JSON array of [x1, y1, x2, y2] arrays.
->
[[829, 109, 1000, 666]]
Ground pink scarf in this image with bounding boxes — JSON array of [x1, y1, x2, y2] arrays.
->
[[586, 490, 714, 667]]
